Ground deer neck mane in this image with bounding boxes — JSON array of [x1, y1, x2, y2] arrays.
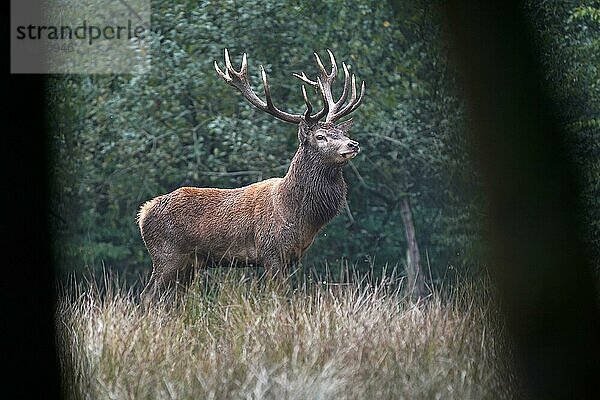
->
[[279, 145, 347, 226]]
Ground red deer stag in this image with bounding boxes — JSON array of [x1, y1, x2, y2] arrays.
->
[[138, 49, 365, 303]]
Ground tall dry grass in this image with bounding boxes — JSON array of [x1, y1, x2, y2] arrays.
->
[[56, 270, 519, 399]]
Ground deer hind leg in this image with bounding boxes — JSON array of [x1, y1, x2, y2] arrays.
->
[[141, 250, 192, 307]]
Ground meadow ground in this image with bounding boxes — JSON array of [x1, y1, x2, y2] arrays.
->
[[56, 270, 520, 399]]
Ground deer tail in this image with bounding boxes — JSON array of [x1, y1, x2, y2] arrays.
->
[[137, 198, 158, 232]]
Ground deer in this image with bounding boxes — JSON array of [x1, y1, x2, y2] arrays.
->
[[138, 49, 365, 303]]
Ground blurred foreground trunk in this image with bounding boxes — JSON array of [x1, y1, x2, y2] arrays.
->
[[444, 2, 600, 398]]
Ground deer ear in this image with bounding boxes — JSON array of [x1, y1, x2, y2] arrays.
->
[[336, 118, 354, 134]]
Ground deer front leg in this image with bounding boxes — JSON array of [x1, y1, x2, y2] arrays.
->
[[261, 249, 294, 289]]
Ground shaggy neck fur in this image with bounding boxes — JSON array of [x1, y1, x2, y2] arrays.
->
[[279, 145, 347, 227]]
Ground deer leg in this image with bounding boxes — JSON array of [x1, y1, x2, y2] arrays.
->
[[140, 269, 157, 304], [262, 255, 292, 291], [141, 251, 191, 306]]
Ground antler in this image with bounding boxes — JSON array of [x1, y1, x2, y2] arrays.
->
[[215, 49, 326, 124], [215, 49, 364, 125], [293, 49, 366, 123]]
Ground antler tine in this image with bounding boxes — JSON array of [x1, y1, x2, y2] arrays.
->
[[305, 77, 329, 123], [214, 49, 303, 124], [260, 65, 275, 109], [338, 62, 351, 107], [326, 49, 338, 81], [293, 71, 318, 87], [301, 85, 313, 119], [224, 48, 233, 71], [314, 52, 329, 81], [328, 78, 366, 122], [214, 51, 231, 82], [350, 81, 366, 112], [343, 74, 358, 113], [240, 52, 248, 75]]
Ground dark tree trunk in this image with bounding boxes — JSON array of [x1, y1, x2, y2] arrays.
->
[[399, 196, 426, 298]]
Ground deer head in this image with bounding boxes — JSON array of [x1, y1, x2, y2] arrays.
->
[[214, 49, 365, 165]]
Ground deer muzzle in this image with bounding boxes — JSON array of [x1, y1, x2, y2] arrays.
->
[[340, 140, 360, 159]]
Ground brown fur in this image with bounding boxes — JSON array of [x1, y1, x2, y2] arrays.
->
[[139, 120, 360, 302]]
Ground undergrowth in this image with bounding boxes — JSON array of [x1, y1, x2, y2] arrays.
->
[[56, 269, 520, 399]]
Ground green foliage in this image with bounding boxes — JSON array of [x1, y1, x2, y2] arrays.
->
[[49, 0, 599, 279]]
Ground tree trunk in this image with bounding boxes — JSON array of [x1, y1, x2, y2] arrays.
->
[[399, 197, 426, 298]]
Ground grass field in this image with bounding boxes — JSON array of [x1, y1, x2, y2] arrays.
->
[[56, 270, 520, 399]]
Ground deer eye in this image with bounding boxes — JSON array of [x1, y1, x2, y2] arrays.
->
[[315, 134, 326, 141]]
